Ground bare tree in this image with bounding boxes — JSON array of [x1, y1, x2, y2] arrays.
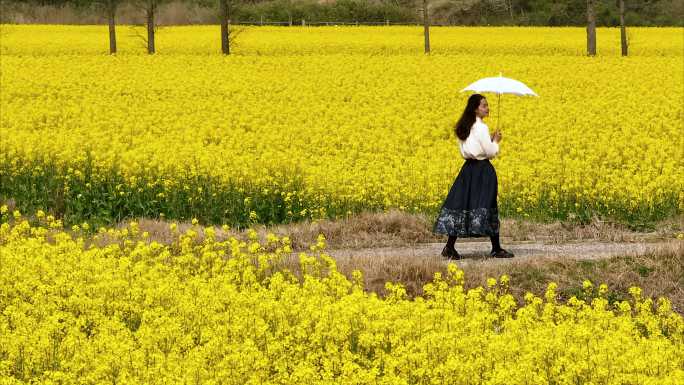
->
[[30, 0, 123, 54], [145, 0, 156, 53], [208, 0, 244, 54], [219, 0, 229, 54], [128, 0, 166, 53], [422, 0, 430, 53], [105, 0, 118, 54], [87, 0, 124, 54], [619, 0, 628, 56], [586, 0, 596, 56], [128, 16, 161, 54]]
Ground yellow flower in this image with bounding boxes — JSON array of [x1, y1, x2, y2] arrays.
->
[[0, 211, 683, 383]]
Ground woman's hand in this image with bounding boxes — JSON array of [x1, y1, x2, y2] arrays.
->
[[491, 130, 502, 143]]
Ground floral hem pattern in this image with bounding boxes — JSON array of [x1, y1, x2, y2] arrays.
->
[[433, 206, 500, 237]]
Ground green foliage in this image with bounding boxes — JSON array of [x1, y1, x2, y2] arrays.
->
[[233, 0, 417, 23], [2, 0, 681, 25]]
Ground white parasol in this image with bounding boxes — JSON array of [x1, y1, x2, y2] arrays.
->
[[460, 73, 538, 131]]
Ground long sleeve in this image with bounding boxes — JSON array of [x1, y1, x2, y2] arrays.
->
[[474, 122, 499, 159], [458, 118, 500, 160]]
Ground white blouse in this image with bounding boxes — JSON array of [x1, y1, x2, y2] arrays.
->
[[458, 117, 500, 160]]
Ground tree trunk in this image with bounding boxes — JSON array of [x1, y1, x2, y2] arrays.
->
[[107, 0, 116, 54], [586, 0, 596, 56], [620, 0, 628, 56], [422, 0, 430, 54], [146, 0, 156, 54], [219, 0, 229, 54]]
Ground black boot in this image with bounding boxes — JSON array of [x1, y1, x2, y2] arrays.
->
[[442, 235, 461, 260], [442, 245, 462, 260], [490, 249, 514, 258], [490, 234, 514, 258]]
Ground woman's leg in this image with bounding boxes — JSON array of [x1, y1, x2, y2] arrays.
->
[[490, 234, 514, 257], [490, 234, 502, 252], [446, 235, 457, 250], [442, 235, 461, 259]]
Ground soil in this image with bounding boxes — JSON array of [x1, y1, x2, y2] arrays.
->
[[327, 238, 679, 265]]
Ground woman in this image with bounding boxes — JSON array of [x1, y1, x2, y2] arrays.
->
[[433, 93, 514, 260]]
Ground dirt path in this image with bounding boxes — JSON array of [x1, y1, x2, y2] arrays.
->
[[327, 239, 679, 266]]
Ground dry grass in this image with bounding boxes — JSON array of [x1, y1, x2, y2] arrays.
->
[[104, 212, 682, 312], [131, 209, 681, 252], [310, 241, 684, 314], [3, 195, 680, 250], [95, 211, 681, 314], [460, 240, 684, 312], [3, 194, 677, 250], [3, 199, 682, 313]]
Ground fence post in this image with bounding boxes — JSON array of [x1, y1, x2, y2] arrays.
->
[[260, 15, 263, 26], [386, 19, 389, 26], [302, 18, 305, 26]]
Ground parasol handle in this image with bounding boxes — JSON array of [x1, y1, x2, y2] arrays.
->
[[497, 72, 502, 133], [497, 92, 501, 132]]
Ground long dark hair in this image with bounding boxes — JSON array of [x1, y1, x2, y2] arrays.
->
[[455, 93, 485, 141]]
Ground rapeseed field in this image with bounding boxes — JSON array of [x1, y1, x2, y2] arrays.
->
[[1, 25, 682, 227]]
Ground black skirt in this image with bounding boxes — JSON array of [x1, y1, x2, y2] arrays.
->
[[433, 158, 500, 237]]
